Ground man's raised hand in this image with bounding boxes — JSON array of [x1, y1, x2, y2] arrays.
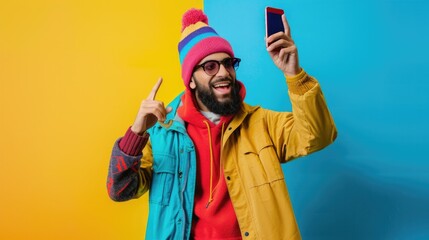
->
[[130, 78, 172, 135], [266, 14, 300, 76]]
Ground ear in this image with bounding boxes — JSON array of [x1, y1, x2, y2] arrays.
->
[[189, 77, 196, 90]]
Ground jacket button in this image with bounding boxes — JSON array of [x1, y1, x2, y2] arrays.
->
[[226, 176, 231, 180], [178, 171, 183, 178], [244, 232, 249, 236]]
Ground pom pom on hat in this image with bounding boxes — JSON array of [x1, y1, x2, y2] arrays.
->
[[178, 8, 234, 89], [181, 8, 208, 32]]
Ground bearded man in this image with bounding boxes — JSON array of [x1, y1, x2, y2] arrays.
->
[[107, 8, 337, 240]]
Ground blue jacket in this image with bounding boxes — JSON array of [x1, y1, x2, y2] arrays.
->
[[110, 93, 198, 239]]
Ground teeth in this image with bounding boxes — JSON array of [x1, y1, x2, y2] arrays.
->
[[214, 83, 230, 88]]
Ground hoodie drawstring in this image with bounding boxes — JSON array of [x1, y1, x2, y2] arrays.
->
[[203, 121, 225, 208]]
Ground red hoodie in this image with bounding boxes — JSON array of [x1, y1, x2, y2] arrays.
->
[[177, 83, 246, 240]]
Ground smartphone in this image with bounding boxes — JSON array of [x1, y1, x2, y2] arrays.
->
[[265, 7, 285, 38]]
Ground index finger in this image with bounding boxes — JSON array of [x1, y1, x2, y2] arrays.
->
[[282, 14, 291, 37], [147, 77, 163, 100]]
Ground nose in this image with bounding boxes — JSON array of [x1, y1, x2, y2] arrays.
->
[[216, 63, 230, 77]]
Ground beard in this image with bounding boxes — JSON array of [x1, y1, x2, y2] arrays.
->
[[194, 78, 242, 115]]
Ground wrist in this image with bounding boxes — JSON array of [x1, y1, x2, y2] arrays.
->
[[130, 125, 146, 136], [284, 67, 301, 77]]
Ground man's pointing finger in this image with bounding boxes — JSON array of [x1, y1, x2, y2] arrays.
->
[[147, 77, 163, 100]]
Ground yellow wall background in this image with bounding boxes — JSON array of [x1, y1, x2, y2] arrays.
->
[[0, 0, 202, 239]]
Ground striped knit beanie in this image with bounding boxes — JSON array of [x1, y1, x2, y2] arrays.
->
[[178, 8, 234, 89]]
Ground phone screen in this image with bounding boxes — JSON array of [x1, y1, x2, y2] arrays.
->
[[265, 7, 284, 37]]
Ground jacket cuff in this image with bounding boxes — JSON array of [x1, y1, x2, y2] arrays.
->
[[285, 68, 317, 95], [118, 127, 149, 156]]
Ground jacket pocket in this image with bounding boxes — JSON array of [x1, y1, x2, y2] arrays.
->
[[243, 143, 284, 188], [149, 153, 176, 206]]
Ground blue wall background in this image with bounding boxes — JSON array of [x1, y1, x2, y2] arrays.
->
[[206, 0, 429, 239]]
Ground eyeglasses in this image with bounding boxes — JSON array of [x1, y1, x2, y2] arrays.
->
[[194, 57, 241, 76]]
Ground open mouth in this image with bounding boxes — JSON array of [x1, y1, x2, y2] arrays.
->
[[212, 81, 232, 94]]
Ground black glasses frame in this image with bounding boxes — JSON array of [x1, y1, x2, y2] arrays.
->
[[194, 57, 241, 76]]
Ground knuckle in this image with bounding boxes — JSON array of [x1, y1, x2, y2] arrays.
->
[[141, 99, 150, 106], [155, 101, 163, 108]]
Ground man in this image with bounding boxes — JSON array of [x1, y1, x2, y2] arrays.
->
[[107, 8, 336, 240]]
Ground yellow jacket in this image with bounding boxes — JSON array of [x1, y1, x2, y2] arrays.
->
[[220, 70, 337, 239]]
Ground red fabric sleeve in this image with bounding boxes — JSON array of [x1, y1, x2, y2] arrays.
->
[[118, 127, 149, 156]]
